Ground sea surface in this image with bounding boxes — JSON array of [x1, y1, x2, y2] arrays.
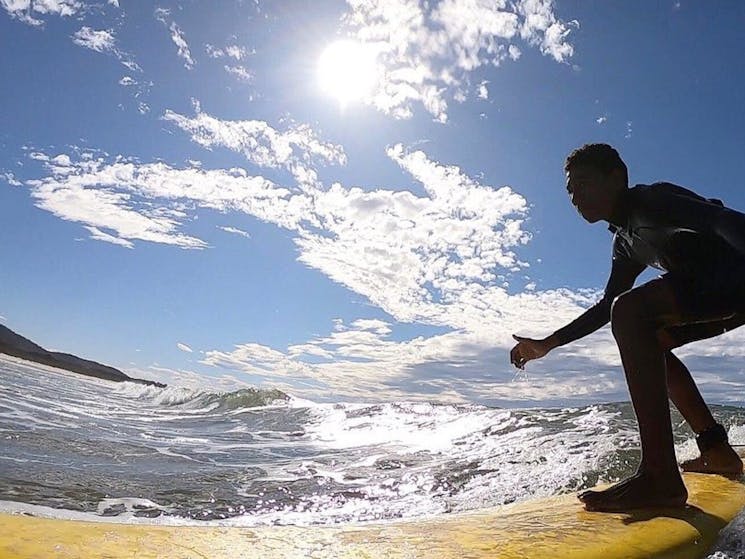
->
[[2, 355, 745, 558]]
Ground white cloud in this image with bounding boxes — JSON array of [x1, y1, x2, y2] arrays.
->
[[84, 226, 133, 248], [70, 26, 141, 72], [24, 155, 235, 249], [22, 118, 345, 248], [29, 110, 554, 338], [477, 80, 489, 100], [16, 107, 339, 251], [516, 0, 576, 63], [1, 0, 82, 25], [596, 116, 607, 124], [199, 305, 745, 406], [23, 112, 535, 326], [119, 76, 135, 86], [206, 44, 250, 61], [156, 110, 636, 403], [218, 225, 251, 239], [122, 60, 142, 73], [205, 44, 222, 58], [31, 0, 80, 15], [169, 23, 194, 69], [177, 342, 193, 353], [162, 106, 346, 189], [201, 316, 626, 405], [224, 65, 252, 82], [291, 144, 533, 333], [340, 0, 576, 121], [225, 45, 247, 60], [206, 44, 254, 83], [72, 27, 116, 53], [155, 9, 195, 70], [2, 171, 22, 186], [30, 111, 723, 404]]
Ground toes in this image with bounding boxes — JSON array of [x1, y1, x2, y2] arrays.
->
[[577, 483, 628, 505], [680, 457, 703, 472]]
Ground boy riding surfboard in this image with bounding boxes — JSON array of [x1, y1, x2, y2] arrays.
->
[[510, 143, 744, 512]]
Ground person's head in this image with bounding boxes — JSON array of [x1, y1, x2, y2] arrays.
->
[[564, 143, 628, 223]]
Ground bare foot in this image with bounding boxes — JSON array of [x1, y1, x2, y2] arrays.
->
[[578, 471, 688, 512], [681, 444, 743, 475]]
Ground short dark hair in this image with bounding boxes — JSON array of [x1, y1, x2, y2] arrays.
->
[[564, 143, 628, 184]]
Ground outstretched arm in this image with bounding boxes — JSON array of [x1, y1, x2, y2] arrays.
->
[[510, 254, 644, 369]]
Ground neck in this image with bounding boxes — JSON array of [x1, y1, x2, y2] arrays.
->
[[607, 187, 629, 227]]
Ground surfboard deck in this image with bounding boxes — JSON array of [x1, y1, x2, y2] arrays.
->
[[2, 471, 744, 559]]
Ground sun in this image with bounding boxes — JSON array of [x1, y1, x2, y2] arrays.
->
[[318, 40, 379, 106]]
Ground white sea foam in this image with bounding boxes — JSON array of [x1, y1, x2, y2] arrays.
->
[[3, 354, 745, 559]]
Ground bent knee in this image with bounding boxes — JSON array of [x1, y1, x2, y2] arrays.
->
[[610, 291, 650, 336]]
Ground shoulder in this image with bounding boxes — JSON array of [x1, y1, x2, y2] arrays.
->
[[627, 182, 730, 231], [630, 182, 724, 207]]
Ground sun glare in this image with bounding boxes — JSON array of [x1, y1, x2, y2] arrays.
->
[[318, 40, 379, 106]]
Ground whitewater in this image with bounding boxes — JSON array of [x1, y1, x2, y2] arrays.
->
[[1, 355, 744, 558]]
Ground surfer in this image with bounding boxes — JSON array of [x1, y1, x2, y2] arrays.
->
[[510, 143, 745, 512]]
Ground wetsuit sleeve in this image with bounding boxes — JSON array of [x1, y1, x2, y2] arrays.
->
[[552, 244, 645, 346]]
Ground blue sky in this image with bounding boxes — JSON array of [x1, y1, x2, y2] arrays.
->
[[2, 0, 745, 406]]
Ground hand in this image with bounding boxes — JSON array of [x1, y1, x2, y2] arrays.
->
[[510, 335, 552, 370]]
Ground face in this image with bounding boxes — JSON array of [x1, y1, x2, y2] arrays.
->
[[565, 165, 616, 223]]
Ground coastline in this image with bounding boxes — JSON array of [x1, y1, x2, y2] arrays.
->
[[0, 324, 165, 388]]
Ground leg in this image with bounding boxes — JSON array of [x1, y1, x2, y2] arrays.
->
[[662, 321, 744, 474], [665, 351, 717, 433], [580, 278, 688, 511]]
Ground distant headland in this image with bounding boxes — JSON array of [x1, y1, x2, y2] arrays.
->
[[0, 324, 166, 388]]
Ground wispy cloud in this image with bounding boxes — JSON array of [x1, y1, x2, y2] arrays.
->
[[169, 24, 194, 69], [24, 152, 214, 249], [19, 110, 641, 404], [340, 0, 576, 121], [162, 104, 346, 188], [84, 225, 134, 248], [201, 317, 627, 405], [201, 309, 745, 406], [477, 81, 489, 100], [1, 0, 82, 26], [218, 225, 251, 239], [177, 342, 193, 353], [155, 8, 195, 70], [206, 43, 251, 61], [72, 27, 116, 53], [205, 43, 254, 80], [224, 65, 253, 82], [156, 109, 639, 404], [71, 26, 142, 72], [2, 171, 22, 186]]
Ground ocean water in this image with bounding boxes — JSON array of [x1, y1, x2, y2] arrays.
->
[[2, 355, 745, 558]]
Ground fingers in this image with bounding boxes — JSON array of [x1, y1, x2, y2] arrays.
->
[[510, 344, 526, 370], [511, 335, 527, 368]]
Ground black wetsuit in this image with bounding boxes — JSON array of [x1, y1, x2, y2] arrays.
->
[[554, 182, 745, 347]]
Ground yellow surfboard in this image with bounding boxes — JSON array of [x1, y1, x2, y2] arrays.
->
[[2, 471, 744, 559]]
